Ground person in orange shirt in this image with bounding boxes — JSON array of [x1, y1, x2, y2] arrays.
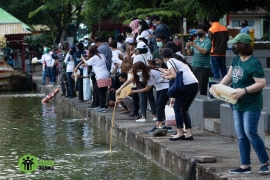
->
[[208, 15, 229, 80]]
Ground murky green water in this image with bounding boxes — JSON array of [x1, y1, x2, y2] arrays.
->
[[0, 94, 179, 180]]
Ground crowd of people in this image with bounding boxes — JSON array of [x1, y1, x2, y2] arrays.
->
[[38, 14, 270, 175]]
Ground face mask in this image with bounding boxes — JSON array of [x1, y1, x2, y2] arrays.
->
[[156, 42, 163, 48], [84, 40, 89, 44], [197, 32, 204, 38], [138, 26, 141, 30], [153, 22, 157, 26], [50, 51, 53, 55], [232, 46, 238, 55], [145, 20, 151, 24], [136, 72, 142, 77], [174, 36, 178, 39]]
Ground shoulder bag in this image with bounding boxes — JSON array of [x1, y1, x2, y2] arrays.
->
[[167, 60, 186, 98]]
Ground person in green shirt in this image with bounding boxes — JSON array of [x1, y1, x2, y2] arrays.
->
[[153, 33, 167, 68], [219, 33, 270, 175], [186, 24, 212, 95]]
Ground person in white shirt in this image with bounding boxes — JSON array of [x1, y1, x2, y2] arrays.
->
[[41, 47, 56, 86], [64, 46, 76, 98], [116, 62, 171, 135], [133, 42, 152, 66], [136, 20, 152, 44], [109, 41, 122, 78], [83, 46, 110, 113], [159, 48, 198, 141]]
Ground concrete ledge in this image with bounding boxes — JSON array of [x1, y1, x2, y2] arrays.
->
[[220, 103, 266, 141], [190, 95, 223, 128]]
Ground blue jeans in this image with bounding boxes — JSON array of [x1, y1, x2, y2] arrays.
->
[[66, 72, 75, 97], [42, 70, 46, 84], [46, 66, 56, 84], [210, 56, 227, 79], [233, 110, 269, 165], [138, 84, 156, 117]]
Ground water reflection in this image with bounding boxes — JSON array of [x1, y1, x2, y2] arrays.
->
[[0, 95, 180, 180]]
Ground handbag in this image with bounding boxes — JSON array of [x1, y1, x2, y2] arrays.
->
[[97, 78, 112, 88], [167, 60, 186, 98]]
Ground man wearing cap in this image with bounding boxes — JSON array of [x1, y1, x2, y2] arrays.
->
[[208, 15, 229, 80], [41, 47, 56, 86], [150, 15, 170, 52], [219, 33, 270, 175]]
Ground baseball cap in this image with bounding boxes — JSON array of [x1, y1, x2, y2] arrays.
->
[[43, 47, 50, 54], [126, 37, 135, 44], [228, 33, 252, 45], [137, 42, 147, 49]]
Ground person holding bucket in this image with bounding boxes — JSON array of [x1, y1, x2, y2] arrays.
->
[[219, 33, 270, 174]]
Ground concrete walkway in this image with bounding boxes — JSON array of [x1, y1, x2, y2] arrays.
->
[[33, 72, 270, 180]]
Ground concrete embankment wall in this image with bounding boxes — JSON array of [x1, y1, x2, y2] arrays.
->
[[40, 86, 230, 180]]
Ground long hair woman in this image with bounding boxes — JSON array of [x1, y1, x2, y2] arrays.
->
[[83, 46, 110, 112], [159, 48, 198, 141], [116, 62, 172, 134]]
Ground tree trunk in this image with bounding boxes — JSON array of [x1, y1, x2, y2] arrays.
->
[[179, 16, 185, 56], [98, 2, 101, 36], [55, 28, 63, 44]]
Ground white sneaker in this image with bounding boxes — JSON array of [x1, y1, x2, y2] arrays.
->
[[46, 85, 53, 88], [97, 108, 107, 112], [136, 118, 146, 122], [153, 117, 158, 121]]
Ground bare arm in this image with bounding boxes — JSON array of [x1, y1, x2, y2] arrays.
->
[[246, 77, 266, 93], [116, 77, 134, 95], [220, 66, 233, 85]]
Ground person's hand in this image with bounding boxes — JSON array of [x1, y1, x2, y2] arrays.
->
[[231, 88, 246, 100], [160, 73, 167, 79], [129, 90, 135, 95], [126, 46, 131, 55], [116, 89, 121, 96], [170, 98, 175, 107], [119, 54, 124, 60], [155, 58, 162, 65]]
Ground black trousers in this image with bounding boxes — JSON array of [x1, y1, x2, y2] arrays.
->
[[97, 86, 108, 108], [92, 81, 99, 107], [193, 67, 210, 96], [77, 78, 84, 101], [156, 88, 169, 122]]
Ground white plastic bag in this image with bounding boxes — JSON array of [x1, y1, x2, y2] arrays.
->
[[165, 105, 176, 126]]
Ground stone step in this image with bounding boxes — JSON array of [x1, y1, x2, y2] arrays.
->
[[220, 103, 269, 141]]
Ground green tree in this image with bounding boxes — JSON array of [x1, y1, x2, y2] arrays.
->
[[29, 0, 84, 43]]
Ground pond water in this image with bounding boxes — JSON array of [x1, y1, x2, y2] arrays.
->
[[0, 94, 180, 180]]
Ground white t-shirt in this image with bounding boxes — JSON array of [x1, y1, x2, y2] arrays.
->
[[133, 53, 152, 66], [147, 69, 169, 91], [41, 53, 55, 67], [166, 58, 198, 85], [176, 51, 184, 58], [86, 54, 110, 80], [64, 54, 74, 72], [111, 49, 122, 73], [136, 29, 152, 43]]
